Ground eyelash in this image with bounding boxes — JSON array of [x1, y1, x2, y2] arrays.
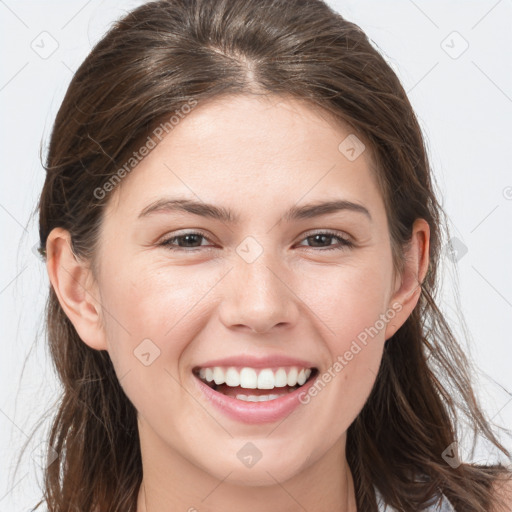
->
[[159, 230, 354, 252]]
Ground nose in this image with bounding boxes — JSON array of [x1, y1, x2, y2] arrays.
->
[[218, 253, 300, 334]]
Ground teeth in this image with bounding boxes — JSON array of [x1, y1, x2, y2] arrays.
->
[[197, 366, 313, 389], [257, 369, 275, 389], [213, 367, 225, 385], [240, 367, 258, 389], [225, 367, 240, 386], [235, 394, 281, 402], [274, 368, 288, 387], [286, 367, 298, 386]]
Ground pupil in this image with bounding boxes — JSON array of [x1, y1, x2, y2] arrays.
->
[[310, 234, 330, 247], [181, 234, 200, 247]]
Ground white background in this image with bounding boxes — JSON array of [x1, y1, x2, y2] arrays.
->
[[1, 0, 511, 509]]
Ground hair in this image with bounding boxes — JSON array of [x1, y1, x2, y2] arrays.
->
[[19, 0, 512, 510]]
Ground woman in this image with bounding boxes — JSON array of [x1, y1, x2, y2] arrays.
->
[[28, 0, 512, 510]]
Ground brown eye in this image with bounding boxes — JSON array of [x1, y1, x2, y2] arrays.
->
[[297, 231, 354, 251], [160, 232, 213, 251]]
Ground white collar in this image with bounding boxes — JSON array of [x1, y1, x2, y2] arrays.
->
[[374, 485, 456, 511]]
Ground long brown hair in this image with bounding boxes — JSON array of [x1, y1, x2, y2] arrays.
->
[[20, 0, 512, 510]]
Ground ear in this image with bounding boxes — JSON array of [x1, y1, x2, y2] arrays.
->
[[384, 218, 430, 340], [45, 227, 108, 351]]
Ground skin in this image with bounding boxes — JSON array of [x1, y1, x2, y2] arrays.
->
[[46, 94, 430, 512]]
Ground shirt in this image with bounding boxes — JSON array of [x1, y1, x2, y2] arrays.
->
[[375, 486, 456, 511]]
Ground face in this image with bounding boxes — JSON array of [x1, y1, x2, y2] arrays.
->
[[53, 93, 425, 487]]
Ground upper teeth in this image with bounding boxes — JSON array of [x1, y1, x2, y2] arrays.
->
[[198, 366, 313, 389]]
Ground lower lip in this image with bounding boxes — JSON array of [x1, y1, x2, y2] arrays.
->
[[193, 372, 319, 424]]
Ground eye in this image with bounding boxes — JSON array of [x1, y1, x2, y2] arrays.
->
[[159, 231, 213, 251], [159, 230, 354, 252], [296, 230, 354, 252]]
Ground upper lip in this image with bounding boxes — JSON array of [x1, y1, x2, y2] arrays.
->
[[193, 354, 317, 371]]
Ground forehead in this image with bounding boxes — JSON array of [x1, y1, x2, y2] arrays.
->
[[106, 93, 384, 221]]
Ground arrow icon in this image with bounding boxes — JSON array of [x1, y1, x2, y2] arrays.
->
[[440, 31, 469, 59], [236, 236, 263, 263], [338, 134, 365, 161], [237, 441, 263, 467], [30, 31, 59, 59], [441, 442, 461, 468], [134, 338, 161, 366]]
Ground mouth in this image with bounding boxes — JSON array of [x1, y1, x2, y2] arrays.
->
[[192, 366, 319, 402]]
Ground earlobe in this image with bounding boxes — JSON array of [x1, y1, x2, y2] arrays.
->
[[384, 219, 430, 340], [45, 227, 108, 351]]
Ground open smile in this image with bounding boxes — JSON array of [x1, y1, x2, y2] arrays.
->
[[192, 365, 320, 424]]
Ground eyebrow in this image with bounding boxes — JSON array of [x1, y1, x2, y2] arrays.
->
[[137, 198, 372, 223]]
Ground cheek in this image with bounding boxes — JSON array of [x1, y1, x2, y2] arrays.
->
[[96, 261, 217, 417], [97, 259, 218, 365], [294, 256, 391, 393], [295, 257, 392, 342]]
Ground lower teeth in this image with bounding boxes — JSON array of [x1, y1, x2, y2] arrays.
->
[[232, 385, 300, 401], [235, 394, 281, 402], [198, 373, 314, 401]]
